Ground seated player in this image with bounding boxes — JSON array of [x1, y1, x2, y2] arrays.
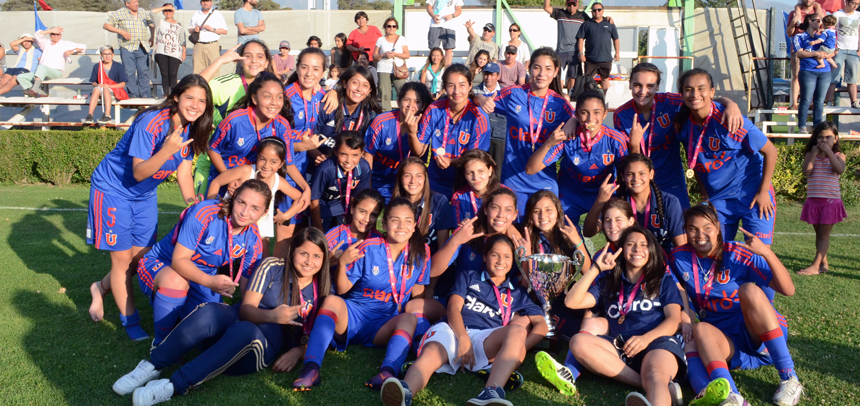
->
[[325, 188, 385, 270], [310, 131, 371, 230]]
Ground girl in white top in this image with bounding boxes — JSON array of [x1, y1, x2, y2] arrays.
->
[[500, 23, 530, 67], [420, 47, 446, 100], [374, 17, 410, 112], [207, 137, 303, 257]]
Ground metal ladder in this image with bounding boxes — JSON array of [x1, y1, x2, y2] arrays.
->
[[725, 0, 771, 109]]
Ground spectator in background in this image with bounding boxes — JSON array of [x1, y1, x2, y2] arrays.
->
[[420, 47, 445, 99], [427, 0, 462, 67], [473, 62, 501, 97], [544, 0, 591, 96], [0, 42, 5, 72], [355, 52, 378, 87], [787, 0, 824, 109], [325, 64, 341, 90], [576, 2, 619, 95], [307, 36, 322, 48], [795, 14, 834, 132], [331, 33, 352, 68], [502, 23, 529, 68], [374, 17, 409, 112], [273, 40, 295, 83], [153, 3, 186, 99], [347, 11, 382, 62], [18, 27, 86, 98], [84, 45, 128, 125], [189, 0, 227, 75], [104, 0, 163, 98], [827, 0, 860, 108], [465, 21, 499, 65], [468, 50, 490, 87], [499, 45, 526, 88], [235, 0, 265, 45], [0, 34, 42, 97]]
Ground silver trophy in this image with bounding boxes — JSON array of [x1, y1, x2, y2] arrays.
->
[[516, 250, 584, 338]]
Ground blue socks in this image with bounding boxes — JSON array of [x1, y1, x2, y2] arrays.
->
[[706, 361, 739, 394], [152, 289, 187, 346], [412, 314, 431, 352], [304, 309, 337, 368], [685, 352, 709, 394], [563, 350, 582, 381], [381, 329, 413, 373], [760, 328, 797, 381], [119, 310, 149, 341]]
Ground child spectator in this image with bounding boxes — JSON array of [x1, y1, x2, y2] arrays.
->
[[310, 131, 372, 230], [325, 64, 341, 91], [808, 15, 838, 69]]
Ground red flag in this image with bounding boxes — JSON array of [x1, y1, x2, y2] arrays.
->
[[815, 0, 842, 14], [37, 0, 53, 11]]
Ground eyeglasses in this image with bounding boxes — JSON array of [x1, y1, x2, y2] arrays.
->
[[509, 29, 519, 32], [386, 25, 398, 28], [592, 8, 604, 11]]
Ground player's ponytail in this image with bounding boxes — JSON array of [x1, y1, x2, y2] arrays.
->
[[384, 197, 428, 267]]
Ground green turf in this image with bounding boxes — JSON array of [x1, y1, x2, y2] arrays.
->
[[0, 184, 858, 405]]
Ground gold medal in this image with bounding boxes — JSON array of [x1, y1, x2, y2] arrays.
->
[[685, 169, 695, 179], [618, 315, 625, 324], [301, 335, 309, 345], [698, 309, 707, 320], [435, 147, 446, 156]]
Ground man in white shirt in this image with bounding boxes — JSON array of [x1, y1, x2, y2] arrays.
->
[[189, 0, 228, 74], [427, 0, 463, 67], [827, 0, 860, 108], [234, 0, 265, 45], [17, 27, 86, 97]]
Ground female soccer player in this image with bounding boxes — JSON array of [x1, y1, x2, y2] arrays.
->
[[380, 235, 548, 406], [582, 154, 686, 256], [391, 156, 456, 254], [325, 188, 385, 269], [112, 228, 330, 406], [136, 180, 267, 346], [670, 203, 802, 406], [364, 82, 433, 201], [450, 149, 506, 224], [87, 75, 213, 341], [313, 65, 382, 161], [415, 64, 491, 199], [292, 197, 431, 391], [542, 226, 685, 406], [527, 90, 629, 224], [673, 68, 779, 245]]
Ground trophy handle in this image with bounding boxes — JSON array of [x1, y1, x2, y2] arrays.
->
[[515, 246, 532, 293], [572, 249, 585, 266]]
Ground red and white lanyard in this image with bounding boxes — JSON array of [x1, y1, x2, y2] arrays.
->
[[630, 194, 651, 229], [468, 190, 479, 218], [395, 113, 411, 162], [300, 278, 318, 336], [491, 282, 513, 326], [692, 254, 717, 313], [343, 105, 364, 131], [240, 75, 249, 94], [528, 92, 550, 151], [225, 217, 248, 284], [617, 273, 644, 324], [686, 104, 713, 175], [336, 168, 355, 214], [384, 240, 410, 313]]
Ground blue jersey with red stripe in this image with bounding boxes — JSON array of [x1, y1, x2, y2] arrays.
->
[[343, 237, 431, 318], [365, 111, 411, 200], [543, 124, 628, 197], [91, 108, 193, 200], [325, 224, 383, 254], [285, 83, 326, 180], [674, 102, 768, 201], [207, 107, 293, 183], [450, 185, 512, 224], [310, 157, 371, 218], [669, 243, 782, 331], [450, 269, 543, 330], [418, 98, 491, 196], [144, 200, 263, 279], [613, 93, 686, 194], [494, 85, 574, 195]]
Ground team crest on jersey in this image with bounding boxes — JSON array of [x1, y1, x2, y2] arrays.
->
[[717, 269, 730, 284], [515, 105, 521, 113], [683, 272, 690, 281], [458, 131, 470, 145], [434, 129, 441, 137], [297, 111, 304, 120], [386, 137, 392, 145], [656, 113, 671, 128], [469, 252, 476, 261], [372, 266, 380, 275], [545, 112, 556, 123], [709, 137, 720, 151], [106, 233, 117, 246], [574, 156, 580, 165], [602, 154, 615, 165], [237, 138, 245, 147], [180, 145, 190, 158], [206, 236, 215, 244], [231, 244, 246, 258], [650, 214, 660, 228]]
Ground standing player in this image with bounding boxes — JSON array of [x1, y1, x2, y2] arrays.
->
[[87, 75, 213, 341]]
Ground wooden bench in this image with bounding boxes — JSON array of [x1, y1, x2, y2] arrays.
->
[[42, 78, 162, 97], [748, 107, 860, 141], [0, 96, 160, 129]]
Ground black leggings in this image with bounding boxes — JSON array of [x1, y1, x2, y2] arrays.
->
[[155, 54, 181, 98]]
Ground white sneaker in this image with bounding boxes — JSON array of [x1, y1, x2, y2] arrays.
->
[[133, 379, 173, 406], [773, 376, 804, 406], [668, 381, 683, 406], [720, 392, 750, 406], [625, 392, 652, 406], [113, 360, 161, 395]]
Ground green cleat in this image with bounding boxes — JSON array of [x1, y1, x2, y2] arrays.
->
[[535, 351, 576, 397], [689, 378, 731, 406]]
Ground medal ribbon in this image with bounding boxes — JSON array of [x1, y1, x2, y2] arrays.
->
[[579, 124, 602, 153], [249, 107, 276, 142], [638, 102, 657, 157], [692, 254, 717, 314], [438, 104, 453, 157], [240, 75, 249, 93], [300, 278, 318, 336], [491, 283, 512, 326], [686, 104, 713, 174], [617, 273, 645, 319], [336, 168, 355, 214], [343, 104, 364, 131], [630, 195, 651, 230], [384, 240, 410, 313], [225, 217, 249, 284], [528, 92, 550, 151], [469, 190, 478, 218], [395, 112, 412, 162]]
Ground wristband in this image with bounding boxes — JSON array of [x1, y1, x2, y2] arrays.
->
[[573, 239, 584, 249]]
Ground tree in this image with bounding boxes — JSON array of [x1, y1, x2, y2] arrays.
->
[[1, 0, 123, 11], [216, 0, 287, 10], [337, 0, 393, 10]]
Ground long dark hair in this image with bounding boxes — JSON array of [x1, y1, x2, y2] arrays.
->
[[344, 188, 384, 226], [453, 149, 501, 197], [281, 227, 331, 336], [805, 121, 841, 153], [398, 82, 433, 114], [483, 233, 517, 270], [472, 188, 518, 253], [133, 74, 213, 156], [384, 197, 428, 266], [683, 202, 724, 271], [673, 68, 714, 131], [443, 63, 473, 87], [529, 47, 564, 96], [235, 39, 276, 77], [392, 156, 432, 236], [601, 225, 666, 300], [256, 137, 289, 207], [286, 47, 328, 87], [470, 50, 490, 72], [229, 71, 294, 127], [523, 190, 573, 256], [616, 154, 667, 242], [217, 179, 273, 220], [334, 66, 382, 134]]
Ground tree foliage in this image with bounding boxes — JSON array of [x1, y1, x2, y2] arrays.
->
[[1, 0, 124, 11], [337, 0, 393, 10], [215, 0, 285, 10]]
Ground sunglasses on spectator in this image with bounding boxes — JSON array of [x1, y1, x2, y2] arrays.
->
[[386, 25, 398, 28], [509, 29, 519, 32], [592, 8, 603, 11]]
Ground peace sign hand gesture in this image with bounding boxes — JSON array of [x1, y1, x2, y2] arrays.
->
[[451, 216, 484, 245], [217, 44, 245, 65], [516, 228, 532, 258], [736, 227, 772, 257], [546, 121, 568, 148], [593, 244, 623, 273], [629, 113, 650, 154], [340, 239, 365, 265]]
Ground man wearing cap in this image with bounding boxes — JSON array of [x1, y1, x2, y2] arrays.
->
[[474, 62, 501, 97], [576, 2, 619, 95], [427, 0, 463, 67], [543, 0, 593, 96], [189, 0, 227, 74], [465, 21, 500, 65], [0, 34, 42, 96], [499, 45, 526, 88], [17, 27, 86, 98], [273, 41, 296, 83]]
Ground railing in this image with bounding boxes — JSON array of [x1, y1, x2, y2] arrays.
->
[[747, 57, 788, 112]]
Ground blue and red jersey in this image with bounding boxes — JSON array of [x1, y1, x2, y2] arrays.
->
[[285, 82, 326, 179], [613, 93, 686, 196], [144, 200, 263, 279], [493, 85, 574, 195], [418, 191, 457, 253], [325, 224, 384, 254], [669, 242, 783, 330], [310, 158, 371, 218], [450, 185, 511, 224], [207, 107, 293, 184], [365, 110, 411, 200], [587, 271, 683, 337], [316, 103, 374, 157], [418, 98, 491, 197], [542, 124, 628, 202], [450, 269, 543, 330], [673, 102, 769, 202], [343, 237, 431, 318], [91, 108, 193, 200]]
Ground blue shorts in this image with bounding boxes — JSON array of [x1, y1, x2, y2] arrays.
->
[[550, 295, 586, 342], [558, 189, 596, 225], [332, 300, 396, 351], [87, 186, 157, 251], [137, 256, 220, 309], [711, 186, 776, 244], [714, 314, 787, 371], [601, 333, 687, 380]]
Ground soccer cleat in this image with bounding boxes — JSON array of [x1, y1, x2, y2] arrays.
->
[[720, 392, 750, 406], [466, 386, 512, 406], [689, 378, 731, 406], [534, 351, 576, 396], [772, 377, 804, 406], [292, 364, 321, 391], [113, 360, 161, 396], [625, 392, 652, 406], [365, 369, 396, 390], [400, 361, 413, 377], [380, 377, 412, 406], [475, 369, 524, 391], [132, 379, 173, 406], [668, 381, 683, 406]]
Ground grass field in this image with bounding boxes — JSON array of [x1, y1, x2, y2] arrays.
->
[[0, 184, 858, 406]]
